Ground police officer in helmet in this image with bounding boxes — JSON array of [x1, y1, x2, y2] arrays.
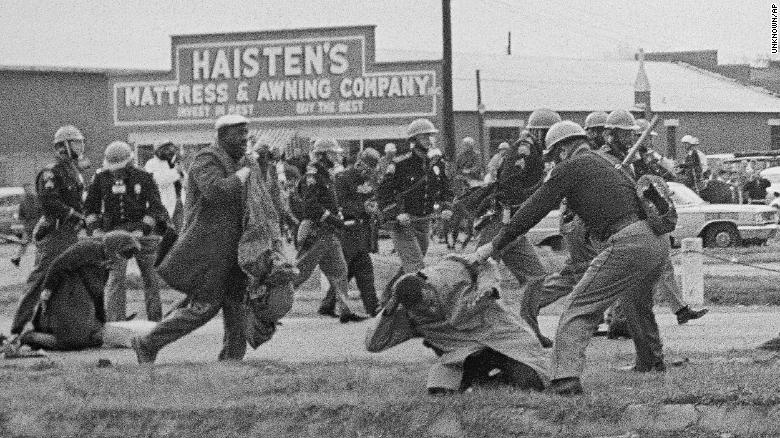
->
[[377, 118, 453, 303], [476, 108, 561, 348], [84, 141, 168, 322], [584, 111, 609, 149], [472, 120, 670, 395], [10, 125, 88, 337], [319, 148, 382, 317], [293, 138, 367, 323], [603, 111, 708, 328]]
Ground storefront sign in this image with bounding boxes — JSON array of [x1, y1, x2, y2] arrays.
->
[[113, 28, 437, 126]]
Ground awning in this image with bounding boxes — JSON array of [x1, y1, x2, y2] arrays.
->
[[128, 130, 214, 145], [127, 123, 408, 148], [296, 124, 408, 140]]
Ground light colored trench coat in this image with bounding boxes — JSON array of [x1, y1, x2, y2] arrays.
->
[[366, 256, 550, 390]]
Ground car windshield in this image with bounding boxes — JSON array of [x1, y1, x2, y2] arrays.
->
[[668, 182, 706, 206]]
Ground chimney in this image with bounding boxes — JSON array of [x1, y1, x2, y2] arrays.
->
[[634, 48, 652, 120]]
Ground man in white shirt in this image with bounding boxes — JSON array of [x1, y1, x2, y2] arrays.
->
[[144, 142, 181, 228]]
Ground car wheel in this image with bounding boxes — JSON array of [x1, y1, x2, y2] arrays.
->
[[703, 223, 740, 248]]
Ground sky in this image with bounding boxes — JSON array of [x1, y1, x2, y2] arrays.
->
[[0, 0, 772, 70]]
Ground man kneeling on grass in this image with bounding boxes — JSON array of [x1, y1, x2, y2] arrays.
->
[[365, 255, 549, 394], [8, 230, 141, 351]]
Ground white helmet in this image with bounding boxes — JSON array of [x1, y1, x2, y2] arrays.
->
[[545, 121, 587, 150], [312, 138, 343, 153], [53, 125, 84, 144], [681, 135, 699, 145], [407, 118, 438, 139]]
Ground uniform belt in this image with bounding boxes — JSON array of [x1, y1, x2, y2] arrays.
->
[[604, 214, 640, 239]]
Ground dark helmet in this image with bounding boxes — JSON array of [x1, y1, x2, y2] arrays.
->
[[584, 111, 609, 129], [526, 109, 562, 129], [604, 109, 638, 130]]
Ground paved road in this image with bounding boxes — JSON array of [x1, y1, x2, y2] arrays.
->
[[1, 243, 778, 367], [1, 308, 777, 367]]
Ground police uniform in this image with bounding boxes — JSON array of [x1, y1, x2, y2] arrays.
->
[[319, 165, 380, 316], [476, 135, 550, 346], [377, 149, 452, 301], [84, 165, 168, 322], [601, 142, 704, 326], [10, 158, 85, 335], [489, 142, 668, 381], [292, 160, 359, 320]]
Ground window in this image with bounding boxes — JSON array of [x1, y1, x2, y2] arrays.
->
[[771, 125, 780, 150]]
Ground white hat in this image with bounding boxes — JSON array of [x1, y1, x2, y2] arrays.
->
[[215, 114, 248, 130], [427, 148, 443, 158], [384, 143, 397, 154], [681, 134, 699, 145], [498, 142, 510, 150], [102, 141, 134, 171]]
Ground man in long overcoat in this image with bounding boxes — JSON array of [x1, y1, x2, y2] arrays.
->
[[13, 230, 141, 351], [366, 256, 549, 394], [131, 114, 253, 364]]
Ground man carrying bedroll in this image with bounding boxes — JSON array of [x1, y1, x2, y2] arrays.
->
[[132, 114, 253, 364]]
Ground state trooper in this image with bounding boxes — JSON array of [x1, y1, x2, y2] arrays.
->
[[603, 111, 707, 327], [319, 148, 382, 317], [476, 108, 561, 348], [473, 120, 669, 395], [377, 118, 453, 301], [523, 113, 706, 342], [10, 125, 88, 337], [293, 138, 366, 323], [84, 141, 168, 322], [583, 111, 609, 149]]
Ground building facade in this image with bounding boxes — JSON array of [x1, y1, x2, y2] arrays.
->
[[2, 28, 780, 186]]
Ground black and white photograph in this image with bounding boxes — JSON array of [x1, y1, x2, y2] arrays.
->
[[0, 1, 778, 436]]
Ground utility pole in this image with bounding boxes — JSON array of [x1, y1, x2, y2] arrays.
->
[[442, 0, 455, 159], [476, 69, 486, 170], [507, 32, 511, 55]]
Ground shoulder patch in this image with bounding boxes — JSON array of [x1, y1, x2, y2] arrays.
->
[[40, 170, 55, 189], [386, 163, 395, 174], [432, 165, 441, 176]]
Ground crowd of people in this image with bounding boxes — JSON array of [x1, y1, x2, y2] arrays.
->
[[3, 108, 778, 397]]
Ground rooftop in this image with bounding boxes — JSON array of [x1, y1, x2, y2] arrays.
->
[[453, 54, 780, 113]]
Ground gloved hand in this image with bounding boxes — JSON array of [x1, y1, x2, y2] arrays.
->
[[39, 289, 52, 315], [364, 200, 379, 214], [396, 213, 411, 226], [85, 214, 99, 236], [474, 242, 494, 262], [85, 214, 99, 227], [142, 216, 156, 235], [235, 167, 251, 183], [441, 209, 453, 221]]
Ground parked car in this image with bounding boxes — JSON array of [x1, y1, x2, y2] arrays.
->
[[760, 166, 780, 198], [526, 181, 779, 249], [0, 186, 26, 238]]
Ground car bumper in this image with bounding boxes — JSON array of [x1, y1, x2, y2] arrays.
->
[[738, 224, 780, 241]]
